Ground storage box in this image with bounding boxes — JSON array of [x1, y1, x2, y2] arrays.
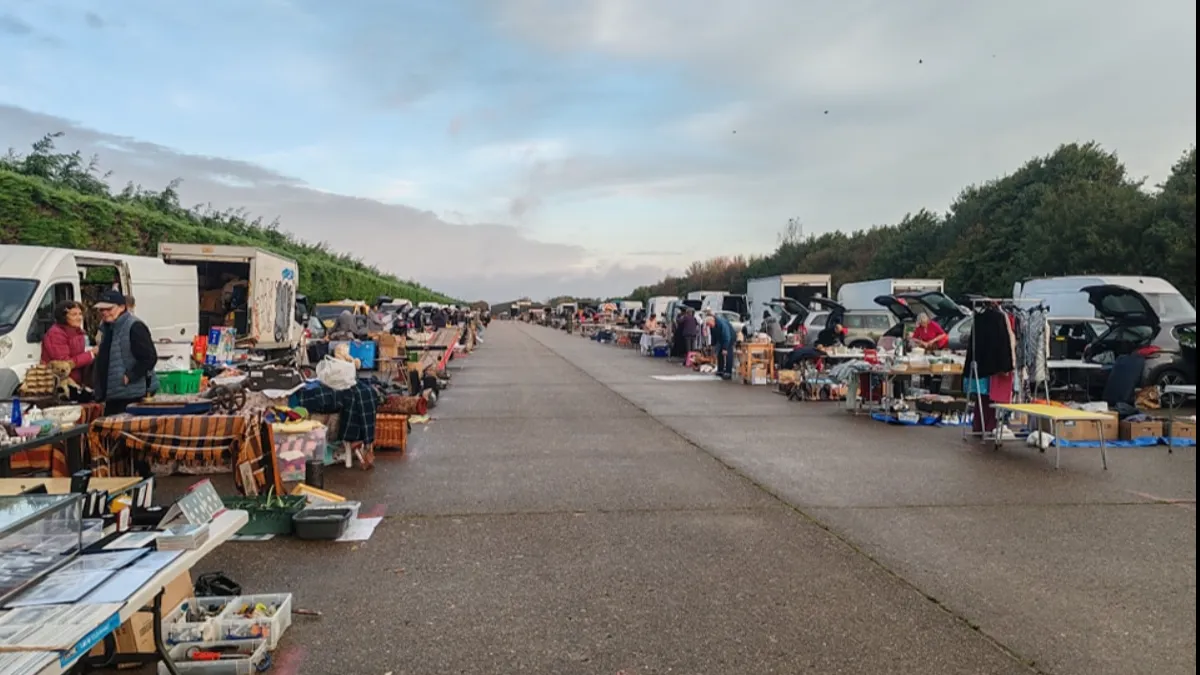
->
[[162, 596, 233, 645], [215, 594, 293, 649], [375, 413, 408, 451], [158, 369, 203, 395], [159, 639, 268, 674], [376, 334, 403, 360], [1036, 412, 1117, 441], [1120, 419, 1163, 441], [330, 340, 377, 370], [271, 425, 327, 482], [1166, 418, 1196, 440]]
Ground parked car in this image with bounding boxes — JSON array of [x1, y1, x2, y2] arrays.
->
[[1080, 284, 1196, 405], [766, 297, 850, 346], [873, 291, 970, 349]]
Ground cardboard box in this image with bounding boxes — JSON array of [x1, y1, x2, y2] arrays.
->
[[1120, 419, 1163, 441], [1167, 419, 1196, 440], [1037, 416, 1112, 442], [90, 570, 193, 667]]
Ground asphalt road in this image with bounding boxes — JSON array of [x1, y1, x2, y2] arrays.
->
[[166, 322, 1195, 675]]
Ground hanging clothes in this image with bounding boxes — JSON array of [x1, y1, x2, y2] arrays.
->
[[964, 307, 1015, 378], [1023, 307, 1050, 385]]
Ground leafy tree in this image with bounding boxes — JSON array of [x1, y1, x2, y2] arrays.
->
[[630, 142, 1196, 305]]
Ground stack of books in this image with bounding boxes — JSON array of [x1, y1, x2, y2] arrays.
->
[[156, 523, 210, 550]]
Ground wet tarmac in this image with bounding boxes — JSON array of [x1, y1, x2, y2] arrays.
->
[[157, 322, 1196, 675]]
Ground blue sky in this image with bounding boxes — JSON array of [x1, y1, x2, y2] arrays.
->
[[1, 0, 1196, 301]]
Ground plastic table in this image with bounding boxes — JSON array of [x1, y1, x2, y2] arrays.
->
[[991, 403, 1111, 470]]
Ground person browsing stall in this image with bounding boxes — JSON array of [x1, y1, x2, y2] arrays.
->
[[40, 301, 99, 386], [705, 313, 736, 379], [910, 312, 949, 350], [92, 290, 158, 415], [783, 320, 847, 369]]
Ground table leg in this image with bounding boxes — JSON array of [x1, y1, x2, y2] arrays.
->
[[66, 434, 87, 475], [1096, 420, 1108, 470], [1053, 420, 1061, 469], [153, 589, 182, 675]]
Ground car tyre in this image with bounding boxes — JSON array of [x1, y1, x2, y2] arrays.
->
[[1149, 366, 1190, 408]]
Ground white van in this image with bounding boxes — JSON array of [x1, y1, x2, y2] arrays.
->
[[0, 246, 198, 397], [1013, 276, 1196, 321], [647, 296, 677, 321]]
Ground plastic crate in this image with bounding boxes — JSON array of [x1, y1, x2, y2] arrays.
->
[[220, 495, 306, 536], [215, 593, 293, 649], [330, 340, 377, 370], [162, 596, 231, 645], [158, 639, 268, 675], [157, 369, 203, 394]]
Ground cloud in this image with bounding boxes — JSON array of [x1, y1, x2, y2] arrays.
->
[[485, 0, 1197, 231], [0, 104, 671, 302], [83, 12, 104, 29], [0, 13, 33, 36]]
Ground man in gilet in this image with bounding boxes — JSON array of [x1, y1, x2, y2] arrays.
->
[[92, 289, 159, 416]]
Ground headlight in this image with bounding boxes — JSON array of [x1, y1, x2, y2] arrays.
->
[[0, 335, 12, 360]]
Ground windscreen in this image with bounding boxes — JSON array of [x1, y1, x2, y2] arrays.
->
[[0, 278, 38, 336], [314, 305, 348, 320]]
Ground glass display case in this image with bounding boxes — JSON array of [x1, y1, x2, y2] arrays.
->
[[0, 494, 83, 605]]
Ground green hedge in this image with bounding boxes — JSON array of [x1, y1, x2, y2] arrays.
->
[[0, 170, 456, 304]]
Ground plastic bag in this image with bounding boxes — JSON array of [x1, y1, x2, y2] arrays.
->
[[316, 356, 356, 391]]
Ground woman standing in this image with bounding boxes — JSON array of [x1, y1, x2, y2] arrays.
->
[[40, 301, 99, 386]]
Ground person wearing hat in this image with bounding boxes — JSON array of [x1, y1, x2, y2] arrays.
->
[[92, 289, 159, 415]]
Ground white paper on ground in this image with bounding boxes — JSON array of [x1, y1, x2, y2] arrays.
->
[[650, 374, 722, 382], [336, 517, 382, 542]]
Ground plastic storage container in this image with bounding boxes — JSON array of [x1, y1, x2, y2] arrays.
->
[[162, 597, 233, 645], [215, 594, 293, 649], [158, 639, 268, 675], [157, 369, 204, 394], [292, 507, 353, 540]]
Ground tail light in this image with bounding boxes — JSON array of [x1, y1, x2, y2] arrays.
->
[[1135, 345, 1162, 357], [304, 328, 311, 339]]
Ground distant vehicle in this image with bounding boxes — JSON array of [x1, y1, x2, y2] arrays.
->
[[647, 295, 678, 321], [700, 293, 749, 320], [837, 278, 944, 312], [767, 297, 846, 346], [686, 290, 723, 302], [1014, 276, 1196, 322], [745, 274, 833, 333], [312, 300, 370, 330]]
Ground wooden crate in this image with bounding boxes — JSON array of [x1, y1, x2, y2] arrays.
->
[[376, 413, 409, 452], [737, 343, 775, 384]]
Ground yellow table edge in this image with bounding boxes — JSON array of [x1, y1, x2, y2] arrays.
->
[[992, 403, 1113, 421]]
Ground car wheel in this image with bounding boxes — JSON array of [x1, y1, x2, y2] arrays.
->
[[1151, 367, 1190, 408]]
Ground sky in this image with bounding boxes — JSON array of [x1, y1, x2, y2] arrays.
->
[[0, 0, 1195, 303]]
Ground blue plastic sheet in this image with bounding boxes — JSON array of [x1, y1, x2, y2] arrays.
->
[[1053, 436, 1159, 448]]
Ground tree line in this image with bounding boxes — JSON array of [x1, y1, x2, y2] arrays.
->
[[0, 133, 457, 304], [628, 142, 1196, 306]]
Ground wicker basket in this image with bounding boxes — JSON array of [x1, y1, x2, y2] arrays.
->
[[375, 413, 409, 451]]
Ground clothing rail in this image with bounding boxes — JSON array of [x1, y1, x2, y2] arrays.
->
[[962, 297, 1050, 441]]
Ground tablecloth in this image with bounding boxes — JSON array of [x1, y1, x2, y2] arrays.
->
[[86, 414, 281, 495]]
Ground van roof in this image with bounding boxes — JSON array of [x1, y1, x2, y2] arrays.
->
[[1020, 276, 1180, 294], [0, 245, 164, 279]]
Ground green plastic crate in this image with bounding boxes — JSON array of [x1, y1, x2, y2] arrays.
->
[[158, 369, 203, 394], [221, 494, 307, 536]]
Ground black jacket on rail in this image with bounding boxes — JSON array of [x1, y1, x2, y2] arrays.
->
[[964, 307, 1014, 378]]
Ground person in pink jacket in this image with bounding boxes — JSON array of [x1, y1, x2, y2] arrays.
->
[[40, 301, 99, 384]]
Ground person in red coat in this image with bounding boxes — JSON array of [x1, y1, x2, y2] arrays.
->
[[911, 312, 949, 350], [40, 301, 99, 384]]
